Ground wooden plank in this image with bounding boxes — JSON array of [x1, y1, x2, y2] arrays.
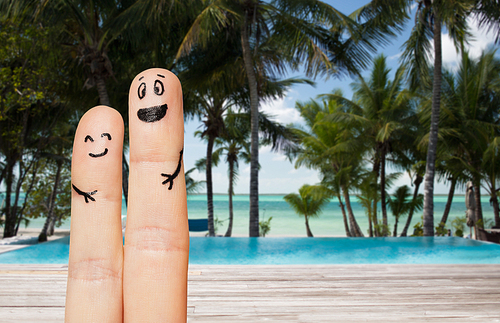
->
[[1, 264, 500, 322]]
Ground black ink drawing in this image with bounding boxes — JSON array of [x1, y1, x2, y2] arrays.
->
[[161, 149, 183, 190], [136, 75, 168, 123], [137, 104, 168, 123], [85, 133, 112, 158], [72, 184, 97, 203]]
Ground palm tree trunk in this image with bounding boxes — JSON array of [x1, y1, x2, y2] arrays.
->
[[423, 16, 442, 237], [342, 185, 364, 237], [3, 160, 15, 238], [39, 159, 62, 242], [337, 193, 351, 237], [400, 174, 423, 237], [393, 218, 399, 237], [122, 152, 129, 206], [473, 181, 484, 229], [4, 105, 30, 238], [0, 165, 5, 186], [94, 74, 110, 106], [380, 146, 388, 236], [305, 216, 314, 237], [241, 11, 260, 237], [225, 160, 235, 237], [368, 210, 373, 237], [206, 136, 215, 237], [372, 160, 380, 237], [439, 177, 456, 228], [48, 214, 57, 236], [491, 188, 500, 228], [372, 199, 379, 237]]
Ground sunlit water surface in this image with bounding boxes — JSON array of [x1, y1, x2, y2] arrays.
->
[[1, 236, 499, 265]]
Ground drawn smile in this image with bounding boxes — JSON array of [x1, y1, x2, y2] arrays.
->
[[89, 148, 108, 158], [137, 104, 168, 123]]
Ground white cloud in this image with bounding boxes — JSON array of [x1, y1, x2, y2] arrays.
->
[[389, 17, 498, 70], [272, 154, 287, 162], [260, 94, 303, 124], [259, 145, 272, 155], [388, 52, 402, 60], [440, 17, 498, 68]]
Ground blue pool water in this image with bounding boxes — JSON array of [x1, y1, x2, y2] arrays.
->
[[1, 237, 500, 265]]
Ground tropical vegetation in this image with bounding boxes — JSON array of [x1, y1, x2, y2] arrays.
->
[[0, 0, 499, 239]]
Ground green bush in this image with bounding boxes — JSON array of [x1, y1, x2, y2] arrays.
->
[[411, 221, 423, 236], [259, 216, 273, 237]]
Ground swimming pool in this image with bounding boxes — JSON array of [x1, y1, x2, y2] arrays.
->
[[1, 236, 500, 265]]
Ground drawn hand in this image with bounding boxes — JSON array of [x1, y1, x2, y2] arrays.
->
[[161, 149, 183, 190], [71, 184, 97, 203]]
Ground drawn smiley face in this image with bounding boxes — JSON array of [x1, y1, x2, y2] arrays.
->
[[85, 132, 112, 158], [136, 73, 168, 123]]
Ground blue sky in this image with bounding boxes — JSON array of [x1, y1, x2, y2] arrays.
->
[[183, 1, 500, 195]]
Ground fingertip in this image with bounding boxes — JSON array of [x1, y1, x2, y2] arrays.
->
[[128, 68, 183, 162], [72, 106, 124, 197]]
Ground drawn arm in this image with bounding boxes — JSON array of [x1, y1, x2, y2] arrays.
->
[[72, 184, 97, 203], [161, 149, 183, 190]]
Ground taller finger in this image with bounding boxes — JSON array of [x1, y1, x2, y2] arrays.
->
[[124, 68, 189, 322]]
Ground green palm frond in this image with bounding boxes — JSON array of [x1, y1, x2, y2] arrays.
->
[[176, 1, 236, 59], [473, 0, 500, 43], [284, 184, 330, 219]]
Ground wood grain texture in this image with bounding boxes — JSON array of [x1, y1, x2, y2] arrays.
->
[[0, 264, 499, 322]]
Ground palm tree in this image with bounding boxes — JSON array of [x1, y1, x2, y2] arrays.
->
[[483, 138, 500, 227], [388, 185, 423, 237], [3, 0, 201, 207], [0, 18, 72, 237], [185, 168, 205, 195], [293, 94, 366, 237], [37, 120, 74, 241], [321, 55, 416, 236], [284, 184, 330, 237], [212, 112, 252, 237], [397, 0, 500, 236], [400, 160, 425, 237], [306, 177, 352, 237], [434, 50, 500, 231], [434, 154, 470, 230], [221, 139, 249, 237], [181, 21, 309, 236], [177, 0, 380, 236], [322, 163, 367, 237], [357, 172, 379, 237]]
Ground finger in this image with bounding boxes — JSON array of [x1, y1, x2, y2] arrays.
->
[[65, 106, 124, 323], [124, 68, 189, 322]]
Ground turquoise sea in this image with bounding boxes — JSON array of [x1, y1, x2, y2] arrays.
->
[[15, 194, 495, 237]]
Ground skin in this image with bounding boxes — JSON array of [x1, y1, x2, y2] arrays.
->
[[65, 68, 188, 322], [66, 106, 125, 323]]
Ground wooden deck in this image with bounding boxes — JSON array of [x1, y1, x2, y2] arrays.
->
[[0, 264, 499, 322]]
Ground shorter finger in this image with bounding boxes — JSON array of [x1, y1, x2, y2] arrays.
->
[[65, 106, 124, 323]]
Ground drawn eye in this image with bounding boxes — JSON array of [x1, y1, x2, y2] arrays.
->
[[101, 133, 112, 140], [154, 80, 164, 96], [138, 82, 146, 99], [84, 135, 94, 143]]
